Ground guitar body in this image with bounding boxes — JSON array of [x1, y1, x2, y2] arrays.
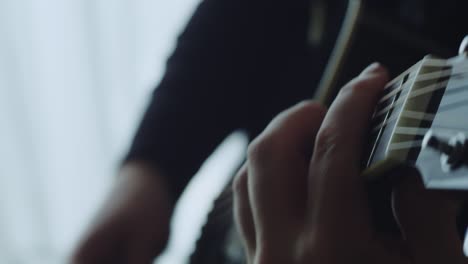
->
[[189, 1, 468, 263]]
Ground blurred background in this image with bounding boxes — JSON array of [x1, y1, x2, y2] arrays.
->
[[0, 0, 247, 263]]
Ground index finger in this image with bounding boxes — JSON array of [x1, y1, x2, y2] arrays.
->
[[247, 101, 326, 241], [308, 63, 389, 237]]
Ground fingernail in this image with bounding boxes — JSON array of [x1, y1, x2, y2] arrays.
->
[[360, 62, 383, 76]]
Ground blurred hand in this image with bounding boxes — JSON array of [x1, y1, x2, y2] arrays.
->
[[233, 63, 467, 264], [70, 161, 174, 264]]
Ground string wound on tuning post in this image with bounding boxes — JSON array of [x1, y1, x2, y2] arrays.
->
[[422, 130, 468, 172]]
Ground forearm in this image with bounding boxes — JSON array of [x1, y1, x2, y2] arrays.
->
[[71, 161, 174, 263]]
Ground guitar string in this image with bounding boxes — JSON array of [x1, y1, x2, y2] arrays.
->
[[373, 79, 450, 119], [379, 61, 468, 95], [372, 77, 468, 123], [378, 65, 468, 103], [371, 79, 420, 134], [328, 69, 454, 137], [372, 80, 468, 134], [371, 68, 459, 127], [386, 140, 423, 151], [371, 111, 436, 133], [379, 68, 438, 103], [378, 58, 433, 93], [372, 61, 468, 103], [393, 126, 429, 136], [375, 63, 468, 115]]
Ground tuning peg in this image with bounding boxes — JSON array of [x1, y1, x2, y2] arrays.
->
[[423, 131, 468, 172], [424, 133, 454, 156], [459, 35, 468, 56]]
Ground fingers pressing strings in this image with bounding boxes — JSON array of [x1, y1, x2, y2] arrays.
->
[[248, 101, 326, 240], [234, 64, 388, 244], [233, 63, 468, 264], [215, 104, 327, 224], [307, 63, 389, 241]]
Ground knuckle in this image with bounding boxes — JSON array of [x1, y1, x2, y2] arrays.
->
[[303, 100, 327, 113], [232, 170, 248, 196], [296, 100, 320, 111], [314, 125, 342, 157], [293, 99, 326, 113], [340, 77, 370, 96], [298, 101, 328, 121], [246, 134, 281, 166]]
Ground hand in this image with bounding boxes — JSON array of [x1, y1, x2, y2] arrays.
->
[[70, 161, 174, 264], [233, 63, 467, 264]]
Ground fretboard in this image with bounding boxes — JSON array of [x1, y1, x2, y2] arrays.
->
[[360, 55, 468, 236], [363, 56, 468, 177]]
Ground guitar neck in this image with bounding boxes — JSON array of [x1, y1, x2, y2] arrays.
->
[[363, 55, 468, 190]]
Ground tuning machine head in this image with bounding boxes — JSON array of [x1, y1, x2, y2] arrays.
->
[[422, 130, 468, 173]]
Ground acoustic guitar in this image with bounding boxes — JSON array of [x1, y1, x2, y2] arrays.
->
[[189, 1, 468, 263]]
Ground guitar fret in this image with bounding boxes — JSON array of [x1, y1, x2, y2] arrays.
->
[[393, 126, 430, 136], [366, 116, 399, 167], [365, 57, 452, 168], [420, 58, 449, 67], [364, 54, 468, 172], [379, 82, 412, 103], [407, 79, 451, 99], [371, 110, 435, 133], [381, 61, 422, 91], [374, 77, 409, 115], [372, 73, 411, 123], [400, 110, 436, 121], [387, 140, 423, 151], [373, 79, 450, 119], [371, 98, 404, 133], [365, 71, 413, 166]]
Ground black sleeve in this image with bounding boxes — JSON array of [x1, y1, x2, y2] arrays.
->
[[125, 0, 312, 201]]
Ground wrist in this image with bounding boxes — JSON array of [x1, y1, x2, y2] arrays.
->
[[119, 160, 175, 211]]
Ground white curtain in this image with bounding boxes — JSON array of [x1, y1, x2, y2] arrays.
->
[[0, 0, 247, 263]]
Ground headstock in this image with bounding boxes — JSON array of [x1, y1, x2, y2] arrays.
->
[[416, 43, 468, 190]]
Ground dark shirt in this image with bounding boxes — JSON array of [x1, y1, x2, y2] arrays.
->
[[125, 0, 331, 200], [125, 0, 468, 202]]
